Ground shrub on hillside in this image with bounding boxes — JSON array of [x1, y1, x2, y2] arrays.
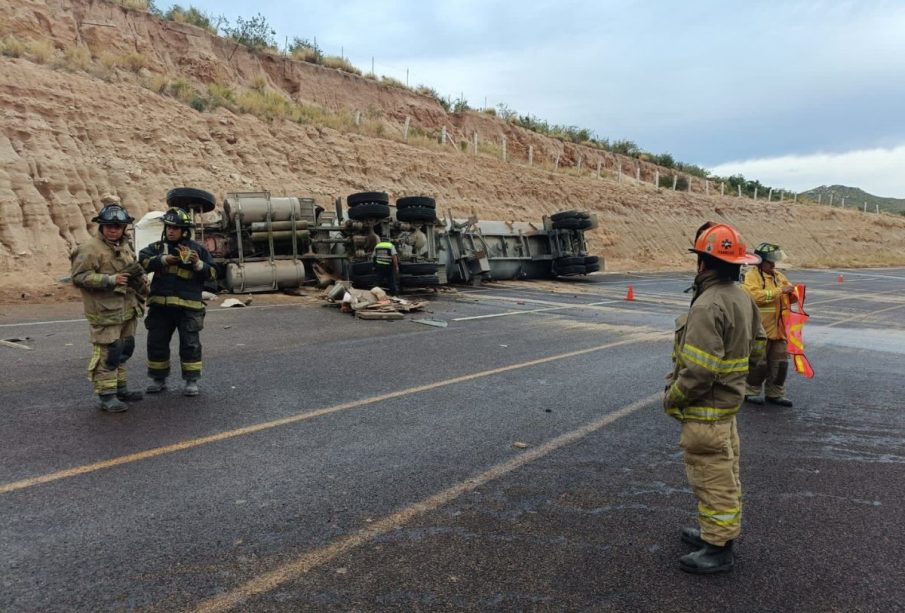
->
[[380, 75, 407, 90], [321, 55, 361, 75], [164, 5, 219, 35], [223, 14, 276, 52], [56, 46, 92, 71], [0, 36, 26, 58], [288, 38, 321, 63]]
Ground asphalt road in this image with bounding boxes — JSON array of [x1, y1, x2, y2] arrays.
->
[[1, 267, 903, 612]]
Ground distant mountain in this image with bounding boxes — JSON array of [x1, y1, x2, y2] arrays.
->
[[800, 185, 905, 214]]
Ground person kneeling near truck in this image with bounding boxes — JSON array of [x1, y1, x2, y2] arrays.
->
[[373, 239, 399, 294]]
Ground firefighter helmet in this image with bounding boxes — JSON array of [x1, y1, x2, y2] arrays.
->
[[91, 204, 134, 225], [161, 207, 195, 228], [754, 242, 785, 263], [690, 222, 761, 265]]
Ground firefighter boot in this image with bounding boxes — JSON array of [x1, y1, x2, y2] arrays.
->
[[146, 379, 167, 394], [681, 527, 706, 548], [117, 385, 144, 402], [183, 379, 199, 397], [679, 541, 735, 574], [97, 393, 128, 413], [745, 395, 765, 405], [767, 396, 793, 407]]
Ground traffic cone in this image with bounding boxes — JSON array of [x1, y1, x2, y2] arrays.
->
[[837, 273, 844, 284], [625, 284, 635, 301]]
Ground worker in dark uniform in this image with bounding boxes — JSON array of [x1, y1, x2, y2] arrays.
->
[[138, 207, 216, 396], [373, 239, 399, 294]]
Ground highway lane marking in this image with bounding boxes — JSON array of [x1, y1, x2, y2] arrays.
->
[[191, 392, 660, 613], [0, 303, 306, 329], [807, 288, 905, 307], [453, 299, 622, 321], [822, 303, 905, 329], [0, 333, 666, 495]]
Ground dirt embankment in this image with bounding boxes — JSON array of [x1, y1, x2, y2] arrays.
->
[[2, 0, 905, 304]]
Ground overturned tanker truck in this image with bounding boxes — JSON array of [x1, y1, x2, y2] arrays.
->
[[142, 188, 602, 293]]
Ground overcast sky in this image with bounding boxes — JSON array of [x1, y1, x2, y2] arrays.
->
[[180, 0, 905, 197]]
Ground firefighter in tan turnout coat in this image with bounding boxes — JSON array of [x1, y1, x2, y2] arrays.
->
[[70, 196, 148, 413], [664, 222, 766, 574], [743, 243, 796, 407]]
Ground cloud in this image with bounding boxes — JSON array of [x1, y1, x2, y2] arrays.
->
[[709, 144, 905, 198]]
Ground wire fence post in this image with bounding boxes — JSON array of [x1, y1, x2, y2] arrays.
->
[[753, 187, 758, 201], [473, 131, 478, 155], [738, 185, 742, 197], [721, 182, 725, 196], [818, 193, 822, 205], [440, 126, 447, 145], [672, 175, 677, 190], [528, 145, 533, 166], [596, 159, 601, 179], [654, 170, 659, 188], [501, 137, 507, 162], [555, 153, 561, 170], [403, 116, 410, 141], [829, 193, 834, 206], [576, 155, 582, 173], [768, 188, 773, 201], [354, 111, 361, 126], [876, 204, 880, 214], [635, 166, 640, 183]]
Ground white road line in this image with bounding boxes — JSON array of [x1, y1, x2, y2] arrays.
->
[[453, 299, 621, 321]]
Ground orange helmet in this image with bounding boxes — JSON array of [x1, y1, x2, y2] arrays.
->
[[690, 222, 761, 265]]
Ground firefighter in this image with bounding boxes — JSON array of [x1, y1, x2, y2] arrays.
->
[[373, 239, 399, 294], [70, 195, 147, 412], [664, 222, 766, 574], [139, 207, 216, 396], [742, 243, 796, 407]]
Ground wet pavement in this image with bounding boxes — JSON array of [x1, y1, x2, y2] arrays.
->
[[1, 267, 903, 612]]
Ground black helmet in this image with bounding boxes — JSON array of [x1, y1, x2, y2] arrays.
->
[[754, 242, 785, 264], [161, 207, 195, 228], [91, 204, 134, 225]]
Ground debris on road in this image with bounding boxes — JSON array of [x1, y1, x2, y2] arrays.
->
[[324, 282, 428, 321], [513, 441, 529, 449], [412, 318, 448, 328], [221, 298, 247, 308], [1, 337, 32, 350]]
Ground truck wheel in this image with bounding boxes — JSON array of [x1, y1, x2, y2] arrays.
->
[[166, 187, 216, 213], [551, 210, 589, 222], [348, 203, 390, 220], [399, 262, 440, 275], [396, 206, 437, 223], [348, 191, 389, 207], [396, 196, 436, 210]]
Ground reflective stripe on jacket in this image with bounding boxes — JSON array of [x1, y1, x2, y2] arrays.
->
[[665, 269, 767, 422], [139, 238, 216, 311], [742, 267, 792, 340], [70, 235, 144, 326], [373, 241, 397, 266]]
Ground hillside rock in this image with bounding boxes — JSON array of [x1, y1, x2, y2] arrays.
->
[[2, 0, 905, 301]]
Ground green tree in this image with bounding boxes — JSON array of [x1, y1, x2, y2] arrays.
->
[[223, 13, 276, 51]]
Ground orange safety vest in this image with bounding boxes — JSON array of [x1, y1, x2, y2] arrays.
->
[[782, 284, 814, 378]]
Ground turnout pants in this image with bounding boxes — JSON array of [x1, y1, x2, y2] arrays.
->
[[746, 338, 789, 398], [87, 318, 138, 395], [146, 305, 204, 382], [680, 417, 741, 546]]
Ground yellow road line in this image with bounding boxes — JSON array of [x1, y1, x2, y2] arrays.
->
[[192, 392, 660, 613], [0, 333, 666, 495]]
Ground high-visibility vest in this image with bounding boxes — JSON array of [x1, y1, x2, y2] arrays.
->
[[782, 284, 814, 378], [373, 241, 396, 266]]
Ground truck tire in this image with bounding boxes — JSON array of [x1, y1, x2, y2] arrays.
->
[[555, 265, 586, 276], [166, 187, 216, 213], [350, 260, 374, 275], [399, 262, 440, 275], [400, 273, 440, 287], [556, 256, 585, 267], [551, 210, 589, 222], [348, 191, 389, 207], [396, 196, 436, 210], [584, 255, 599, 265], [348, 203, 390, 220], [553, 218, 583, 230], [396, 206, 437, 223]]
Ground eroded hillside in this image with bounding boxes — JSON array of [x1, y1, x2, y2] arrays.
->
[[2, 0, 905, 300]]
